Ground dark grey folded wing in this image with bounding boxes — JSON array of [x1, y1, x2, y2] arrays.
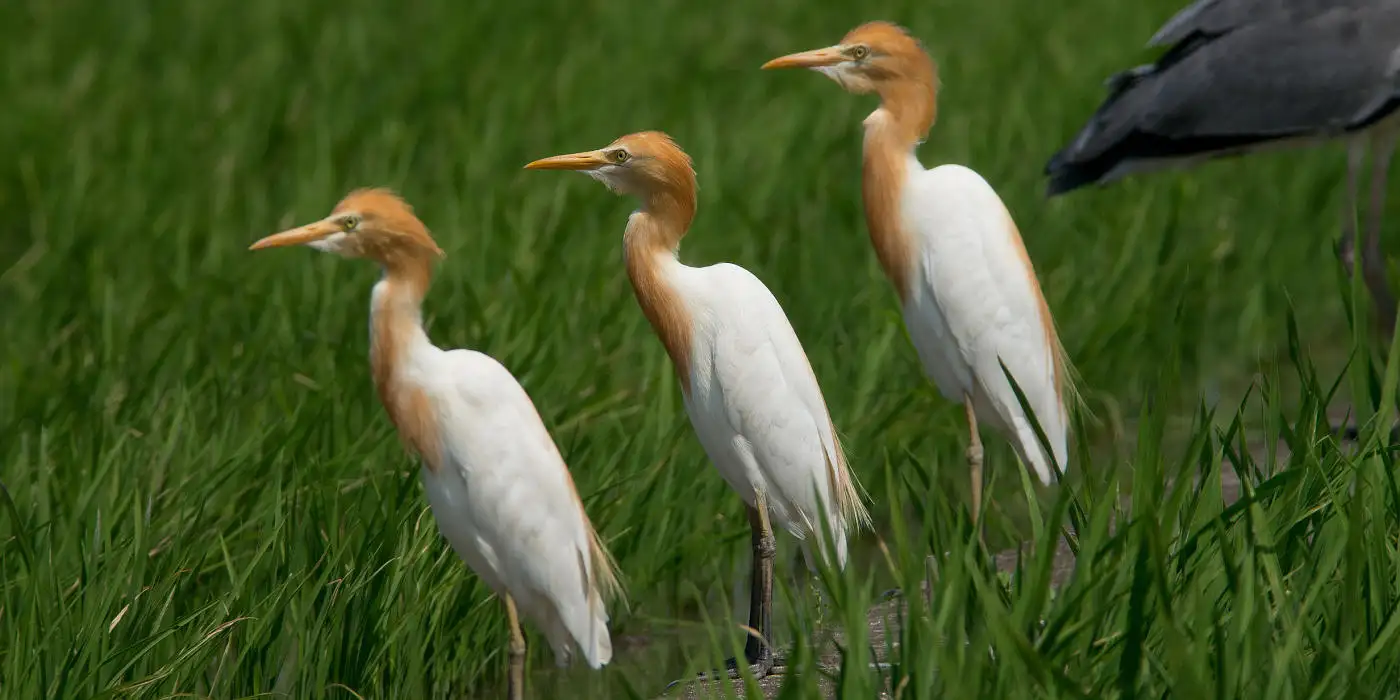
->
[[1148, 0, 1385, 48], [1045, 7, 1400, 196]]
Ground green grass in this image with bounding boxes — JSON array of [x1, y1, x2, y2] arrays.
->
[[3, 0, 1399, 697]]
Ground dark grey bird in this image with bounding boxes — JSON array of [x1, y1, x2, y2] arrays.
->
[[1044, 0, 1400, 329]]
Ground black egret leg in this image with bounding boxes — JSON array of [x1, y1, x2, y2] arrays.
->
[[740, 491, 777, 676], [1363, 132, 1398, 336], [666, 490, 779, 690]]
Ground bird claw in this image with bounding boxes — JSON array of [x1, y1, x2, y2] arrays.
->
[[1336, 234, 1357, 275], [663, 651, 785, 691]]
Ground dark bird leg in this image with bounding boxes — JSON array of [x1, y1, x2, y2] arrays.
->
[[741, 493, 778, 676], [1334, 135, 1399, 441], [1363, 131, 1398, 337], [1339, 141, 1366, 275], [505, 595, 527, 700], [666, 490, 779, 690]]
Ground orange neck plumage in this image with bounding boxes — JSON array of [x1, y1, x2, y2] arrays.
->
[[624, 189, 697, 395], [370, 254, 443, 470], [861, 74, 937, 304]]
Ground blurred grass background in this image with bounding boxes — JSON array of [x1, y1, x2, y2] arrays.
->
[[1, 0, 1393, 697]]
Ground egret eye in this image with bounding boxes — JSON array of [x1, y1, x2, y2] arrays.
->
[[850, 45, 869, 60], [341, 215, 360, 231], [610, 149, 630, 164]]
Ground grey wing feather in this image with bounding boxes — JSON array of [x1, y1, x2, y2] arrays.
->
[[1149, 0, 1247, 47], [1150, 0, 1390, 48], [1046, 6, 1400, 194], [1135, 15, 1400, 140]]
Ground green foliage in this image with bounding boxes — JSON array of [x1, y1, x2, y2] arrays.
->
[[1, 0, 1395, 697]]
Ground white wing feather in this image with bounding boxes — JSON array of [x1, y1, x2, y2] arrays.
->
[[420, 349, 613, 668], [901, 163, 1068, 481], [683, 263, 860, 566]]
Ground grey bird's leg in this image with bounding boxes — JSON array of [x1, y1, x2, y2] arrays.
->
[[1363, 131, 1398, 336], [1339, 139, 1367, 274], [1334, 133, 1400, 443]]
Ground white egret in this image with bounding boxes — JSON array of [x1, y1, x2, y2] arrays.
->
[[764, 22, 1076, 523], [249, 188, 621, 700], [526, 132, 871, 681]]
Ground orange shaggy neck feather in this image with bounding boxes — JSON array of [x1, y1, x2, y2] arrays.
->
[[862, 128, 917, 302], [626, 189, 696, 395], [370, 255, 443, 471], [341, 184, 445, 472]]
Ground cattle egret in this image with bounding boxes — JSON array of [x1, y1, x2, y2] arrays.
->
[[1044, 0, 1400, 331], [763, 22, 1075, 523], [525, 132, 871, 681], [248, 189, 621, 700]]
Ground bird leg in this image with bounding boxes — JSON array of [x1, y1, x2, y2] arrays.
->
[[667, 490, 780, 690], [1339, 140, 1367, 275], [743, 492, 778, 674], [1363, 132, 1398, 336], [505, 595, 526, 700], [965, 396, 984, 528]]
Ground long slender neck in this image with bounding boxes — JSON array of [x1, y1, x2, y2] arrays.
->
[[369, 254, 441, 468], [623, 191, 696, 394], [862, 76, 937, 303]]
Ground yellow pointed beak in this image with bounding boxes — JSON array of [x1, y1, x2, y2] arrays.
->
[[762, 46, 847, 70], [523, 150, 611, 171], [248, 220, 340, 251]]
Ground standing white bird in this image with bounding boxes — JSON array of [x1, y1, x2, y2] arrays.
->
[[763, 22, 1075, 524], [525, 131, 870, 681], [248, 188, 621, 700]]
